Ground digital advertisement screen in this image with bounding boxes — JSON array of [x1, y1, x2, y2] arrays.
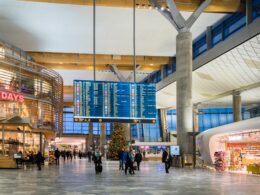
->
[[170, 146, 180, 156], [74, 80, 156, 123]]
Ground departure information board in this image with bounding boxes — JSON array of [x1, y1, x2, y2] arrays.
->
[[74, 80, 156, 123]]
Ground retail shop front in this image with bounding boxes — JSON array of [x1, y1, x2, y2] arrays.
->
[[197, 117, 260, 174], [0, 41, 63, 168]]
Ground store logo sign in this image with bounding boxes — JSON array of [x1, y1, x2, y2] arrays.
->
[[228, 135, 242, 141], [0, 90, 24, 102]]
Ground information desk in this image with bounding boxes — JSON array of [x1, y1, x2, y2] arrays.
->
[[247, 164, 260, 174], [0, 156, 17, 169]]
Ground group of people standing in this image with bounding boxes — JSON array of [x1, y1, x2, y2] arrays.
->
[[52, 147, 173, 174], [54, 148, 83, 165], [118, 148, 143, 175]]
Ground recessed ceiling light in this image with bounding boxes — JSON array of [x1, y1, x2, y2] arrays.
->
[[150, 64, 154, 66]]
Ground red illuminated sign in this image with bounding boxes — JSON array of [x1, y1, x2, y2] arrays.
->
[[0, 90, 24, 102]]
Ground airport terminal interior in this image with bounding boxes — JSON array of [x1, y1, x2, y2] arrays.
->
[[0, 0, 260, 194]]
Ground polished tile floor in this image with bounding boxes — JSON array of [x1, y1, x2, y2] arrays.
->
[[0, 159, 260, 195]]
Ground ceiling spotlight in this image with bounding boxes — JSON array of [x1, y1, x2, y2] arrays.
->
[[137, 4, 140, 8], [160, 6, 165, 11], [150, 64, 154, 66], [148, 5, 152, 9]]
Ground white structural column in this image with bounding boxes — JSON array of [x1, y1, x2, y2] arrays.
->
[[88, 123, 94, 151], [176, 31, 193, 155], [193, 105, 199, 132], [136, 124, 140, 141], [150, 0, 211, 162], [159, 109, 168, 142], [123, 123, 131, 142], [233, 91, 242, 122], [99, 123, 106, 153], [85, 137, 88, 153]]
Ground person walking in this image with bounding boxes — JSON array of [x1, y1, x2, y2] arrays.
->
[[62, 150, 66, 162], [162, 148, 172, 173], [36, 151, 43, 171], [129, 150, 135, 174], [87, 150, 92, 163], [78, 150, 82, 159], [54, 148, 60, 165], [125, 149, 134, 175], [69, 151, 73, 161], [118, 148, 124, 170], [134, 150, 143, 171], [66, 150, 70, 160], [73, 149, 77, 159], [93, 149, 102, 174], [122, 149, 127, 171]]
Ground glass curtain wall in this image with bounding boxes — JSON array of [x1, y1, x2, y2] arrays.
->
[[167, 108, 251, 132]]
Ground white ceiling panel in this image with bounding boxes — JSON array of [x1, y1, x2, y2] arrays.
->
[[157, 35, 260, 109], [0, 0, 226, 56]]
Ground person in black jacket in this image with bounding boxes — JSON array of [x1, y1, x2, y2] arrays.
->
[[162, 148, 172, 173], [36, 151, 43, 171], [93, 149, 102, 174], [134, 150, 142, 171], [118, 148, 124, 170], [125, 150, 134, 175], [54, 148, 60, 165]]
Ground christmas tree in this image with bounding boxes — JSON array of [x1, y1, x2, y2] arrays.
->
[[107, 123, 128, 160]]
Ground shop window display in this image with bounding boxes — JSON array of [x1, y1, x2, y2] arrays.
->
[[211, 130, 260, 174], [0, 41, 63, 168], [0, 131, 42, 157]]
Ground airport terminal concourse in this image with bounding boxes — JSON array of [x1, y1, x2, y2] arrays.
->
[[0, 0, 260, 194]]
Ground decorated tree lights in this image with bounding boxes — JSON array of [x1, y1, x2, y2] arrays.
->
[[107, 123, 128, 160]]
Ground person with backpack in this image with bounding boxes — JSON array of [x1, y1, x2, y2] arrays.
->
[[134, 150, 143, 171]]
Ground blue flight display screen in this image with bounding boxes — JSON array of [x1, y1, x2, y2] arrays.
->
[[74, 80, 156, 123]]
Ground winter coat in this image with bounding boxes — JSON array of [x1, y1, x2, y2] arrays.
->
[[135, 153, 142, 163]]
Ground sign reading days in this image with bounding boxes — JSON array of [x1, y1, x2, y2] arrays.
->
[[0, 90, 24, 102]]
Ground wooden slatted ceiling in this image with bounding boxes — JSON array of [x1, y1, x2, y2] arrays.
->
[[23, 0, 244, 13], [28, 52, 171, 71]]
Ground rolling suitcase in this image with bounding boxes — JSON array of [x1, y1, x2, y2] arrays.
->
[[96, 165, 102, 173]]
